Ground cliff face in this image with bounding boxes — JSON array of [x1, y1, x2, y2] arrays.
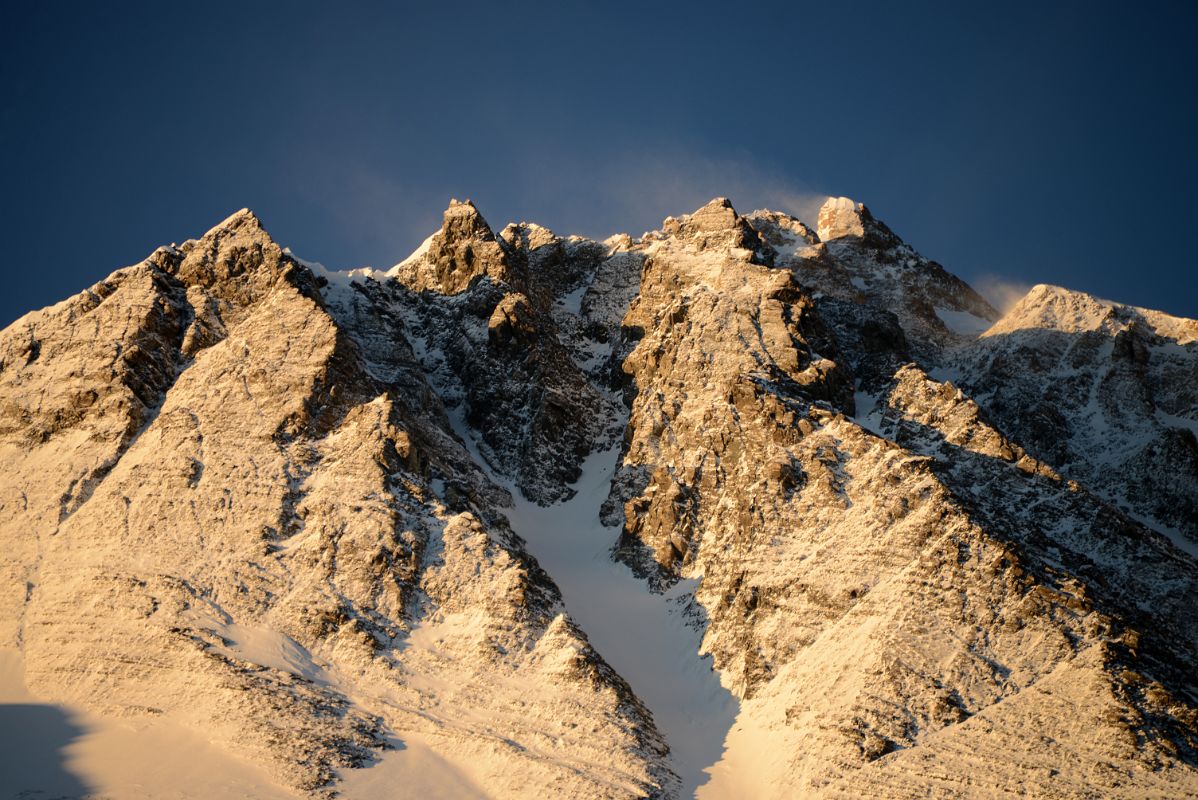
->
[[944, 283, 1198, 533], [0, 210, 674, 799], [598, 199, 1198, 797], [1, 195, 1195, 799]]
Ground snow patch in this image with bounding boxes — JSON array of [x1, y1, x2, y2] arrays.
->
[[285, 248, 387, 310], [556, 284, 587, 316], [386, 233, 437, 277], [443, 396, 739, 796], [0, 649, 294, 799], [852, 390, 887, 436], [338, 732, 489, 799], [768, 229, 818, 260], [1158, 409, 1198, 440], [214, 622, 329, 681], [503, 446, 740, 797], [935, 308, 992, 337]]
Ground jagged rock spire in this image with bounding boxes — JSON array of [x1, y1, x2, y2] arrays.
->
[[661, 197, 770, 257], [6, 192, 1196, 799], [207, 207, 265, 235], [817, 196, 868, 240], [440, 198, 497, 242], [816, 196, 906, 251], [391, 198, 514, 294], [686, 197, 740, 232], [172, 207, 284, 286]]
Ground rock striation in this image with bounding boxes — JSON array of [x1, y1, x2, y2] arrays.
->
[[1, 194, 1195, 799]]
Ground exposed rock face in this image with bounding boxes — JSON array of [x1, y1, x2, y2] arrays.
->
[[487, 291, 537, 345], [945, 283, 1198, 535], [375, 219, 625, 505], [598, 201, 1198, 798], [756, 196, 1000, 364], [1, 195, 1196, 799], [0, 211, 675, 798], [605, 205, 853, 586], [817, 196, 869, 241], [388, 199, 515, 294]]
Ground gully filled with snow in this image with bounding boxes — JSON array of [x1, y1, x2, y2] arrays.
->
[[502, 445, 739, 797]]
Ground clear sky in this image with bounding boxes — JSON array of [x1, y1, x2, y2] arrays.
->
[[3, 1, 1195, 326]]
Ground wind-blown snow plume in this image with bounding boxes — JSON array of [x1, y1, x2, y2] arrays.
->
[[972, 273, 1035, 313], [1, 194, 1195, 800]]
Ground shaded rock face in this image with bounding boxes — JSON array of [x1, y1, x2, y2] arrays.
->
[[947, 284, 1198, 534], [2, 196, 1197, 799], [606, 221, 854, 584], [758, 196, 999, 363], [376, 219, 625, 505], [487, 291, 537, 347]]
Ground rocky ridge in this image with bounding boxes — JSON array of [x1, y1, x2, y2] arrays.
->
[[942, 283, 1198, 534], [0, 194, 1195, 798], [0, 209, 674, 798]]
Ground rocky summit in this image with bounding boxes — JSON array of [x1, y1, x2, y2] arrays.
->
[[1, 195, 1196, 799]]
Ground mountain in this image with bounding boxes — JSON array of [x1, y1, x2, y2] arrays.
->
[[0, 196, 1195, 799], [943, 284, 1198, 534]]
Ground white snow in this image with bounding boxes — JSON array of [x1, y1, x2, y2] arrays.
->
[[284, 249, 387, 312], [987, 283, 1198, 343], [935, 307, 992, 337], [852, 390, 887, 436], [386, 233, 437, 277], [926, 364, 964, 386], [1158, 409, 1198, 440], [0, 649, 294, 799], [338, 733, 489, 799], [768, 229, 818, 260], [556, 284, 587, 316], [213, 620, 329, 681], [1111, 505, 1198, 560], [442, 392, 740, 797], [503, 447, 740, 797]]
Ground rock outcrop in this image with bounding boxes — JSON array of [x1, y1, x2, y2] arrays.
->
[[947, 283, 1198, 536], [0, 211, 675, 798], [1, 194, 1195, 799], [388, 199, 516, 294]]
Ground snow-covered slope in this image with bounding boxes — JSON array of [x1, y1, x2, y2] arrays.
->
[[753, 196, 1000, 364], [945, 283, 1198, 537], [0, 210, 674, 799], [600, 200, 1198, 797], [1, 196, 1196, 799]]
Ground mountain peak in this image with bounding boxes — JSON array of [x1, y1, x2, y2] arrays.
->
[[189, 208, 277, 258], [685, 197, 738, 229], [3, 194, 1197, 799], [438, 198, 499, 244], [816, 196, 867, 240], [988, 283, 1118, 336], [988, 283, 1198, 342], [500, 221, 558, 252], [442, 198, 495, 238], [204, 207, 266, 238], [696, 195, 735, 212], [816, 195, 907, 252], [659, 197, 769, 257], [389, 198, 513, 293]]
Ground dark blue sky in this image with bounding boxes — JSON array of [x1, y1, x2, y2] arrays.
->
[[3, 1, 1195, 326]]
